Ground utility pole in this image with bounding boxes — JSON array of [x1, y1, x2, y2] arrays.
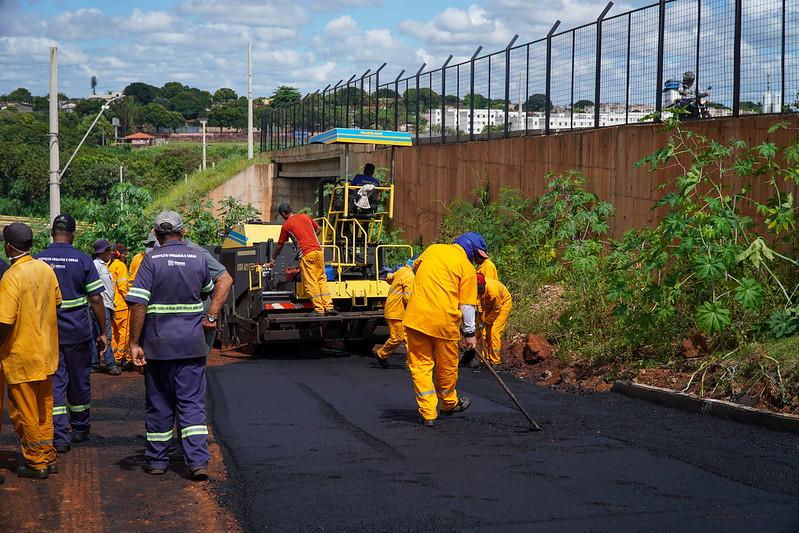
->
[[247, 41, 254, 160], [200, 119, 208, 170], [49, 47, 60, 224]]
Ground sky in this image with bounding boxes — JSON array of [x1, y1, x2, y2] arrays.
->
[[0, 0, 651, 99]]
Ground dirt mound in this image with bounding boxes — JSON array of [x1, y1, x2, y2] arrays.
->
[[500, 335, 612, 393]]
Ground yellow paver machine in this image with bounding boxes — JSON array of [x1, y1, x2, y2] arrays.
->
[[216, 128, 413, 351]]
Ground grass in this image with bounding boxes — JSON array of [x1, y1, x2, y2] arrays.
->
[[150, 152, 270, 211]]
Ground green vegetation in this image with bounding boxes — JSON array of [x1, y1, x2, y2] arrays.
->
[[441, 116, 799, 411], [151, 152, 269, 212], [0, 83, 276, 256]]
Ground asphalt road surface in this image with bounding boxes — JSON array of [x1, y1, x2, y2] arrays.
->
[[208, 352, 799, 532]]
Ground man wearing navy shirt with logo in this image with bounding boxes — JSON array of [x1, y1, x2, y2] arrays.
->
[[127, 211, 214, 480], [35, 215, 108, 452]]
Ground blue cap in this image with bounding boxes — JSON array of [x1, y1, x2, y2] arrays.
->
[[453, 232, 487, 262]]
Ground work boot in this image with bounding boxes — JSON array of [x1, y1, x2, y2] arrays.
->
[[121, 361, 134, 372], [47, 464, 59, 475], [55, 444, 71, 454], [191, 467, 209, 481], [143, 465, 166, 475], [72, 430, 89, 443], [90, 366, 100, 373], [420, 418, 436, 428], [307, 311, 325, 318], [325, 309, 339, 316], [107, 365, 122, 376], [17, 465, 48, 479], [441, 396, 471, 416], [373, 348, 390, 369]]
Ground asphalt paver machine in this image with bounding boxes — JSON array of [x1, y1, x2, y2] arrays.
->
[[217, 128, 413, 352]]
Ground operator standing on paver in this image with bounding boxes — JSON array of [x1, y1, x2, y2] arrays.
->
[[109, 244, 132, 370], [127, 211, 215, 480], [267, 203, 337, 317], [477, 273, 512, 365], [35, 215, 108, 452], [402, 232, 485, 426], [0, 222, 61, 479], [373, 260, 414, 368]]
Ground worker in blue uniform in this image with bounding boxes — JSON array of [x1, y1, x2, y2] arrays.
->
[[127, 211, 214, 480], [34, 214, 108, 452]]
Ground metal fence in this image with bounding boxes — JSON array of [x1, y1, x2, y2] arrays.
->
[[261, 0, 799, 152]]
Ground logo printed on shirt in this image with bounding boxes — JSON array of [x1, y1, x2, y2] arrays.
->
[[167, 259, 186, 267]]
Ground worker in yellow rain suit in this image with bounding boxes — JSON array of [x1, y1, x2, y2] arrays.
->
[[403, 232, 485, 427], [477, 273, 512, 365], [128, 235, 155, 283], [373, 261, 415, 368], [476, 254, 499, 281], [108, 244, 131, 370]]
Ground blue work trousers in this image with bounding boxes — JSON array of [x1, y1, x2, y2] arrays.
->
[[91, 307, 116, 368], [53, 340, 93, 446], [144, 357, 210, 470]]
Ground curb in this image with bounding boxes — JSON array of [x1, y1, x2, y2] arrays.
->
[[611, 380, 799, 434]]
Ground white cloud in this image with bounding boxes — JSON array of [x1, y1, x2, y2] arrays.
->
[[177, 0, 307, 28], [124, 9, 179, 33], [401, 5, 513, 49], [309, 0, 383, 11]]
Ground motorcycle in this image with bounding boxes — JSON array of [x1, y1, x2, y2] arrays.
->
[[663, 75, 712, 119]]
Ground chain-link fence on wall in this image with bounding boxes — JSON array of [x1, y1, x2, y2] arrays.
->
[[261, 0, 799, 152]]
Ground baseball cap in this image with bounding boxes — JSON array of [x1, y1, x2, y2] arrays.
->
[[52, 214, 77, 233], [93, 239, 113, 255], [154, 210, 184, 232], [476, 249, 489, 259], [1, 222, 34, 252], [143, 234, 157, 246]]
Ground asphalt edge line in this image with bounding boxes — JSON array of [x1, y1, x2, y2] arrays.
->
[[206, 365, 253, 533], [612, 380, 799, 434]]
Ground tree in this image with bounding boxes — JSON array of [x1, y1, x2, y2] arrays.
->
[[213, 88, 238, 104], [91, 76, 98, 95], [739, 101, 763, 113], [269, 86, 301, 108], [524, 93, 553, 112], [123, 82, 160, 105], [444, 95, 460, 107], [375, 88, 398, 99], [463, 93, 489, 108], [160, 81, 186, 100], [573, 99, 594, 112], [6, 88, 32, 103], [141, 102, 185, 132], [169, 90, 204, 120], [402, 88, 440, 112], [490, 99, 507, 110], [75, 99, 103, 117]]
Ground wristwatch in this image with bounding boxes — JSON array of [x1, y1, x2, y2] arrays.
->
[[206, 314, 217, 324]]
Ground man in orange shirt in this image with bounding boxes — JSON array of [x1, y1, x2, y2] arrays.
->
[[402, 232, 485, 426], [267, 203, 336, 317], [108, 243, 132, 369], [0, 223, 62, 478]]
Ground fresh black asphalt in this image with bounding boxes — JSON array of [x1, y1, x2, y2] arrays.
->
[[207, 353, 799, 532]]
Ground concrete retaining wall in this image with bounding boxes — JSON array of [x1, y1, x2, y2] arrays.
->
[[207, 163, 275, 219]]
